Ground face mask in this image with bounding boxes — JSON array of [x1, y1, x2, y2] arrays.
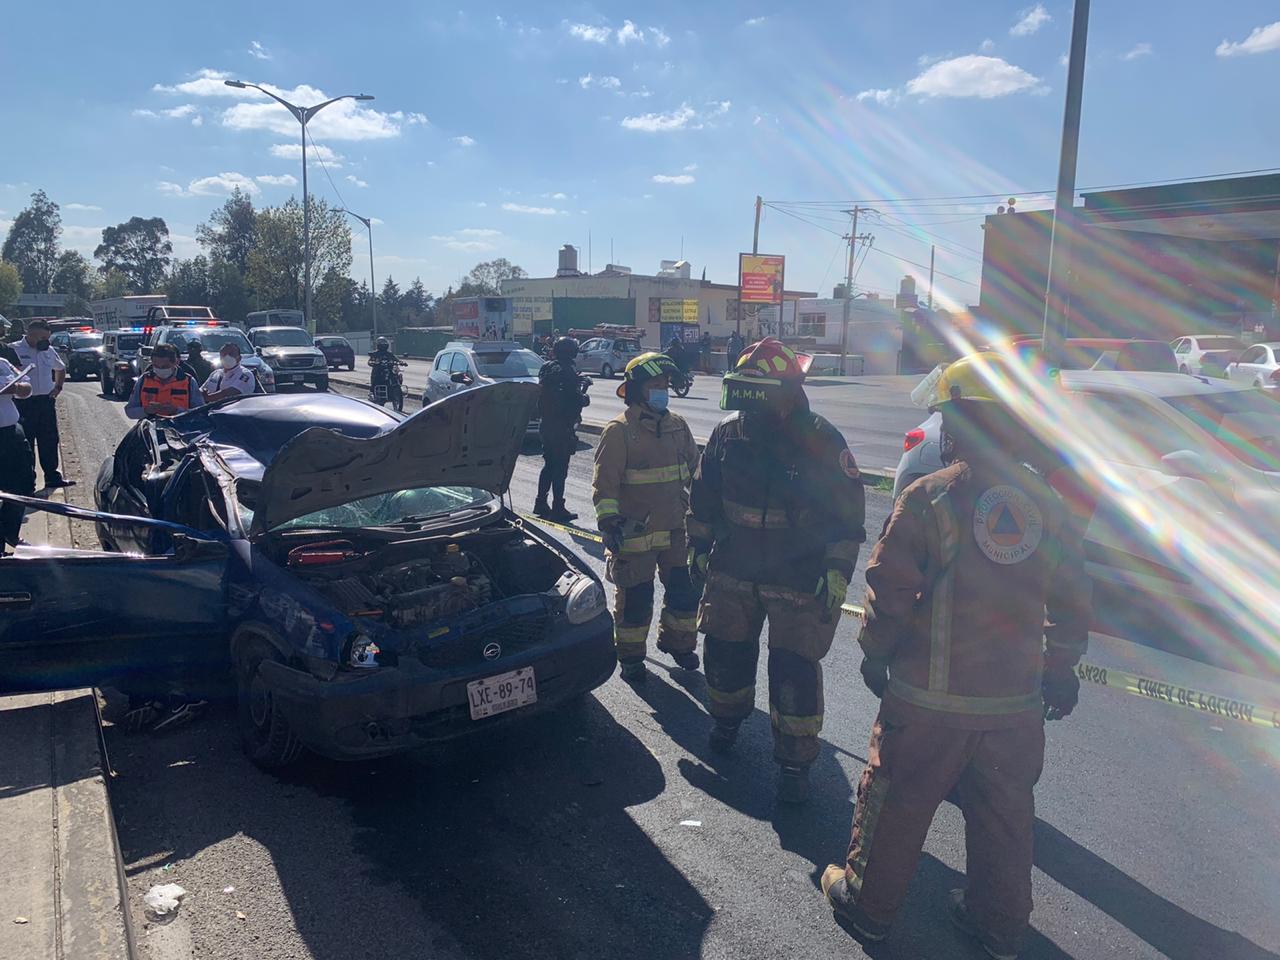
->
[[220, 355, 238, 370], [153, 365, 175, 380], [646, 388, 670, 412], [35, 340, 50, 351]]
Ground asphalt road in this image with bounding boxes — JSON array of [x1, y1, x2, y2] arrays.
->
[[48, 379, 1280, 960], [337, 354, 924, 475]]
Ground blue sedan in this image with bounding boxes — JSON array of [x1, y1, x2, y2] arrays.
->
[[0, 383, 615, 768]]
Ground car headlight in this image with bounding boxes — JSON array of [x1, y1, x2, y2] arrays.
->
[[314, 356, 327, 368], [565, 576, 607, 624], [348, 636, 382, 668]]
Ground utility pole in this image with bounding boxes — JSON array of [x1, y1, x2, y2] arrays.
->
[[840, 207, 861, 375], [928, 245, 936, 310], [1041, 0, 1091, 367], [752, 196, 762, 255]]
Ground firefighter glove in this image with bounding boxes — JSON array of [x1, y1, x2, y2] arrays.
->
[[688, 541, 711, 591], [599, 516, 625, 554], [1042, 667, 1080, 721], [860, 657, 889, 698], [815, 568, 850, 615]]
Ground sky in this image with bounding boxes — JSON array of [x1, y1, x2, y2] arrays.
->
[[2, 1, 1279, 311]]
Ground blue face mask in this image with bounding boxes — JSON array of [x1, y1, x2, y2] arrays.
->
[[646, 388, 670, 412]]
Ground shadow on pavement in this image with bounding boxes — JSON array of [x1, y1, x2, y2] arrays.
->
[[108, 694, 712, 960]]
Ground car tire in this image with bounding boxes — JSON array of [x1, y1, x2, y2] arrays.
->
[[113, 374, 129, 400], [347, 362, 355, 371], [601, 363, 614, 379], [234, 635, 304, 769]]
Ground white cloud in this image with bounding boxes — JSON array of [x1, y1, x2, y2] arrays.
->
[[459, 228, 502, 237], [61, 225, 108, 257], [452, 135, 476, 147], [622, 104, 697, 132], [134, 104, 199, 120], [502, 202, 560, 215], [543, 192, 568, 200], [616, 20, 644, 45], [579, 73, 623, 90], [64, 203, 102, 211], [1010, 4, 1051, 36], [744, 16, 767, 27], [157, 181, 186, 196], [255, 173, 297, 186], [191, 115, 203, 127], [683, 163, 698, 172], [345, 174, 369, 188], [1216, 21, 1280, 57], [153, 68, 253, 97], [405, 112, 430, 125], [906, 55, 1042, 98], [649, 27, 670, 47], [710, 100, 731, 115], [475, 201, 488, 208], [1122, 42, 1153, 61], [1059, 52, 1070, 67], [430, 234, 496, 253], [980, 38, 995, 53], [158, 172, 261, 197], [270, 143, 344, 166], [652, 174, 695, 185], [568, 22, 611, 43], [856, 87, 899, 105], [753, 115, 763, 125], [248, 40, 271, 60]]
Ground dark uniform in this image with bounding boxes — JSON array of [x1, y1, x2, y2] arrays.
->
[[689, 403, 866, 768], [0, 358, 36, 548], [536, 354, 588, 519]]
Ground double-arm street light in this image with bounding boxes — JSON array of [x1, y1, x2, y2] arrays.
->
[[343, 209, 378, 341], [224, 80, 374, 333]]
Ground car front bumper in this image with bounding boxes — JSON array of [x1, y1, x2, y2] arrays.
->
[[271, 369, 328, 388], [257, 614, 616, 760]]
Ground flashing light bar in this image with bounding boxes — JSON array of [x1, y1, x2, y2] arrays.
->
[[169, 319, 228, 327]]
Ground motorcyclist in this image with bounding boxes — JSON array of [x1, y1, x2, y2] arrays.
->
[[368, 337, 404, 406], [688, 337, 866, 803], [593, 352, 701, 682], [535, 337, 589, 523]]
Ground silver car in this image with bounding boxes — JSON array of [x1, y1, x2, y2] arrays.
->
[[424, 340, 544, 433], [577, 336, 642, 379], [893, 371, 1280, 681], [1225, 342, 1280, 391]]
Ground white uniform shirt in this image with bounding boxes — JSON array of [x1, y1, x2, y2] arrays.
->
[[10, 339, 66, 396], [0, 358, 22, 427], [202, 364, 258, 398]]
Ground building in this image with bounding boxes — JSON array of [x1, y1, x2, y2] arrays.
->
[[500, 246, 815, 346], [788, 295, 903, 374], [978, 174, 1280, 341]]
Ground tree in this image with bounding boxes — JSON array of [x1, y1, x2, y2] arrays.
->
[[403, 278, 434, 324], [247, 197, 352, 328], [196, 189, 256, 275], [1, 190, 62, 293], [52, 251, 94, 314], [166, 256, 213, 306], [93, 269, 130, 300], [379, 277, 403, 332], [95, 217, 172, 292], [0, 261, 22, 315], [457, 258, 526, 297]]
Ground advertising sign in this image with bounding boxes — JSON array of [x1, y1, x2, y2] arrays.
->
[[659, 298, 700, 325], [453, 298, 481, 338], [510, 296, 553, 335], [739, 254, 785, 305]]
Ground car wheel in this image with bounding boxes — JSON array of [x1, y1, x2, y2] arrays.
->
[[235, 636, 303, 769], [113, 374, 128, 399], [601, 363, 614, 379], [348, 362, 355, 371]]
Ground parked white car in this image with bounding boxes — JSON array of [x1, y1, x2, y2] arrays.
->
[[1225, 342, 1280, 390], [892, 372, 1280, 682], [577, 337, 642, 379], [1171, 335, 1246, 376]]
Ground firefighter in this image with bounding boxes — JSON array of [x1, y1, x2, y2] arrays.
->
[[535, 337, 589, 523], [593, 352, 701, 682], [125, 343, 204, 420], [821, 353, 1091, 958], [688, 337, 866, 803]]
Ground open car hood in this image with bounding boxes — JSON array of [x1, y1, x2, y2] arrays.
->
[[250, 380, 539, 535]]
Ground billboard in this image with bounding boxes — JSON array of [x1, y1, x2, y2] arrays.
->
[[659, 298, 700, 325], [510, 295, 553, 335], [739, 254, 785, 305]]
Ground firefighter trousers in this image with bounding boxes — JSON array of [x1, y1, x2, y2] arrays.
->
[[605, 531, 699, 663], [844, 716, 1045, 951], [698, 571, 839, 767]]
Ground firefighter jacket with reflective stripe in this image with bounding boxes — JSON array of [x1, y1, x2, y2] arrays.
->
[[593, 405, 699, 551], [688, 407, 867, 593], [859, 460, 1092, 729], [139, 371, 194, 414]]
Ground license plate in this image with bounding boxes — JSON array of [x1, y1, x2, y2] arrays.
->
[[285, 374, 303, 382], [467, 667, 537, 720]]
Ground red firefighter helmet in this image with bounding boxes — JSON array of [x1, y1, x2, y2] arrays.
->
[[721, 337, 813, 411]]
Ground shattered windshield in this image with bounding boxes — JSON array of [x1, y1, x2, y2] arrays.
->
[[237, 483, 493, 531]]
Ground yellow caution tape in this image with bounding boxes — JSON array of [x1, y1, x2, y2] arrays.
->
[[518, 513, 604, 543]]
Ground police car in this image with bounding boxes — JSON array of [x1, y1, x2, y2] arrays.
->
[[145, 321, 276, 393], [100, 328, 151, 398]]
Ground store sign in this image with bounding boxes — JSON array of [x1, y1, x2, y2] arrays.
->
[[510, 296, 553, 334], [739, 254, 785, 305], [660, 298, 700, 324]]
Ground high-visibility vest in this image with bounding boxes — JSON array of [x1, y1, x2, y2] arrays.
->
[[139, 371, 192, 414]]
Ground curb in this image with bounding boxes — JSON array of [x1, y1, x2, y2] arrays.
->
[[328, 374, 898, 481]]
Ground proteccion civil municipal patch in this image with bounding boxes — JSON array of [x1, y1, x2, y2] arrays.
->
[[973, 485, 1042, 564]]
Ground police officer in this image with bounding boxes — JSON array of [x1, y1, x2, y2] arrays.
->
[[0, 353, 36, 552], [593, 352, 701, 682], [202, 342, 259, 402], [125, 343, 204, 420], [0, 320, 20, 367], [184, 338, 214, 383], [688, 337, 866, 803], [821, 353, 1091, 957], [535, 337, 589, 523], [12, 318, 71, 488]]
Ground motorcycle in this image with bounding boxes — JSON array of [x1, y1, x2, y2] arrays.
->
[[673, 368, 694, 398], [369, 358, 407, 412]]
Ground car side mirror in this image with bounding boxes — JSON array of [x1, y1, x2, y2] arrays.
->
[[451, 371, 471, 384], [1161, 450, 1221, 482]]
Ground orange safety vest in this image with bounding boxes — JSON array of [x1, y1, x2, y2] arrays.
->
[[139, 372, 192, 414]]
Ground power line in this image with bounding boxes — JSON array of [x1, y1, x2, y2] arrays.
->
[[306, 129, 350, 212]]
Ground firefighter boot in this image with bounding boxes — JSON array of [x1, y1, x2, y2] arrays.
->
[[777, 764, 811, 804], [620, 660, 648, 684], [821, 865, 891, 942], [709, 718, 740, 753], [947, 889, 1018, 960], [671, 651, 700, 671]]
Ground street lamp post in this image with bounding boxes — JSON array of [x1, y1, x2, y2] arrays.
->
[[223, 80, 374, 335], [343, 209, 378, 342]]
